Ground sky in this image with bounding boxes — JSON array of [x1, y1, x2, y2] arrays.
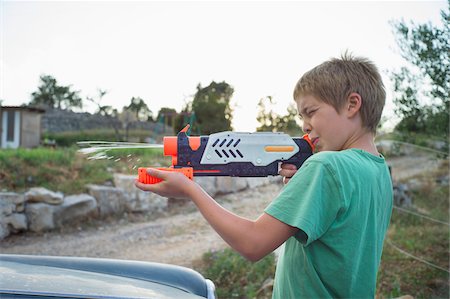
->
[[0, 0, 447, 132]]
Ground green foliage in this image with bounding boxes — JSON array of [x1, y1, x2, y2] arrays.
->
[[197, 248, 275, 299], [156, 107, 177, 128], [390, 2, 449, 140], [127, 97, 153, 121], [30, 75, 82, 110], [190, 81, 234, 134], [376, 171, 449, 298], [43, 129, 162, 147], [0, 146, 169, 194], [0, 147, 76, 192], [256, 96, 301, 135]]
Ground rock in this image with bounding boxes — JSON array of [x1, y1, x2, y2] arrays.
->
[[0, 193, 28, 239], [4, 213, 27, 232], [0, 192, 26, 213], [135, 191, 168, 213], [216, 177, 248, 194], [54, 194, 98, 226], [0, 199, 15, 217], [393, 183, 413, 208], [246, 177, 272, 188], [113, 173, 168, 213], [87, 184, 127, 217], [26, 203, 57, 232], [194, 177, 217, 196], [0, 223, 9, 240], [25, 187, 63, 205]]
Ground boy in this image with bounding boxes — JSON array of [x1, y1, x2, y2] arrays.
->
[[135, 53, 393, 298]]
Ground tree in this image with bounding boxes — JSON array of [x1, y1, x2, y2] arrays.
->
[[86, 89, 121, 140], [30, 75, 82, 110], [156, 107, 177, 125], [127, 97, 153, 121], [390, 1, 449, 140], [256, 96, 301, 135], [190, 81, 234, 134], [119, 107, 137, 141]]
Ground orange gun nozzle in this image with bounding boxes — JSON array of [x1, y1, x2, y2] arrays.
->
[[138, 167, 194, 184], [302, 134, 315, 152]]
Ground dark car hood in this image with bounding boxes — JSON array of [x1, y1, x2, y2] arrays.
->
[[0, 254, 212, 299]]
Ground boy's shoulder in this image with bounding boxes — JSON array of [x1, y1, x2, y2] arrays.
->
[[305, 149, 386, 168]]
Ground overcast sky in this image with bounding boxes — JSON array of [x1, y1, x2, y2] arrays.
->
[[1, 0, 446, 132]]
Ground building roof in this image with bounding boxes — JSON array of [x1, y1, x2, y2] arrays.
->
[[0, 106, 46, 113]]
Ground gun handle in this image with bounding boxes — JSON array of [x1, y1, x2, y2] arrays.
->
[[138, 167, 194, 184]]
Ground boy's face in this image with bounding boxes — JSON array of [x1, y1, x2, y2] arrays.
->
[[296, 94, 351, 152]]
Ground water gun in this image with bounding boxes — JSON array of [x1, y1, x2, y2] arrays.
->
[[138, 125, 314, 184]]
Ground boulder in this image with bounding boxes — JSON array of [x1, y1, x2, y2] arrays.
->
[[0, 198, 15, 217], [54, 194, 98, 226], [393, 183, 413, 208], [113, 173, 168, 212], [194, 177, 218, 196], [216, 177, 248, 194], [25, 187, 63, 205], [246, 177, 272, 189], [4, 213, 27, 232], [0, 192, 26, 212], [26, 203, 57, 232], [0, 223, 9, 240], [87, 184, 127, 217], [134, 191, 168, 213]]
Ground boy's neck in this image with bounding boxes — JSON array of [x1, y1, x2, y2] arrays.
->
[[344, 130, 379, 156]]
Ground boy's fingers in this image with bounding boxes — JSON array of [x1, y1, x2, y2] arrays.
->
[[280, 163, 297, 170], [146, 168, 168, 180], [134, 179, 153, 191], [279, 163, 297, 178]]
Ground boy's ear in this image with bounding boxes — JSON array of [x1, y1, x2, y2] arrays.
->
[[346, 92, 362, 118]]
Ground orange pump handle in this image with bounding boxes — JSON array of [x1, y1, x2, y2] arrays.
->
[[138, 167, 194, 184]]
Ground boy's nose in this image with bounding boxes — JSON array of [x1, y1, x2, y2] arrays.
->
[[302, 122, 312, 134]]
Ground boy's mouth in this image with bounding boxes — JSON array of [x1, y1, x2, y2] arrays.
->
[[311, 137, 319, 146]]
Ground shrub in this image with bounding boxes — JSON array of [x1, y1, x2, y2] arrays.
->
[[197, 248, 276, 299]]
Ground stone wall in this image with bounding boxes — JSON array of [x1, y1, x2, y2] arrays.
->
[[41, 108, 166, 133], [0, 175, 280, 240]]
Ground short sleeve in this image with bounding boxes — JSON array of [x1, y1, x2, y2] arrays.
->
[[265, 159, 343, 246]]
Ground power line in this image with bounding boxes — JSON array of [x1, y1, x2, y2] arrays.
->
[[377, 139, 449, 156], [386, 240, 450, 274], [393, 205, 450, 226]]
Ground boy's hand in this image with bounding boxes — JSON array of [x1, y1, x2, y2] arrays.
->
[[279, 163, 297, 184], [134, 168, 195, 199]]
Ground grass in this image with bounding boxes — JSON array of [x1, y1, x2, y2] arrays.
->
[[0, 146, 171, 194], [43, 128, 167, 147], [195, 248, 275, 299], [376, 166, 449, 298]]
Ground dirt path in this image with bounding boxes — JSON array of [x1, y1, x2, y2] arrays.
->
[[1, 155, 445, 268]]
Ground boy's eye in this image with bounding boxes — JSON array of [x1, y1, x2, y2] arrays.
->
[[307, 109, 318, 116]]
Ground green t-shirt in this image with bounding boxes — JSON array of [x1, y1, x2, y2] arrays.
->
[[265, 149, 393, 299]]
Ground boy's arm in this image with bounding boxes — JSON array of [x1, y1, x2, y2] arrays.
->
[[135, 168, 298, 262]]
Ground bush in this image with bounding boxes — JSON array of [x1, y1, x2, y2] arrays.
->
[[0, 146, 170, 194], [196, 248, 276, 299], [43, 129, 162, 147]]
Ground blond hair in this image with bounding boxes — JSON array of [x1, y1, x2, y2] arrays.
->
[[293, 52, 386, 133]]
